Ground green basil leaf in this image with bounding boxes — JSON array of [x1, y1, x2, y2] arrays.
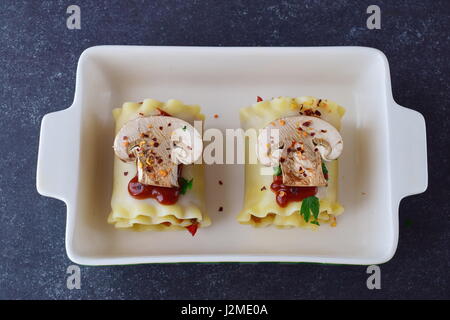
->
[[180, 178, 193, 195], [273, 166, 282, 176], [310, 196, 320, 220], [300, 197, 311, 222], [299, 196, 320, 224]]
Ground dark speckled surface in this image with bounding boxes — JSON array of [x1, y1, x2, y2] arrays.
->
[[0, 0, 449, 300]]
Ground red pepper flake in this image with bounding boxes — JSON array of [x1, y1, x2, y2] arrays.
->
[[310, 132, 316, 137], [256, 96, 263, 102], [168, 123, 172, 127], [218, 206, 223, 212], [154, 142, 160, 147], [124, 171, 128, 176], [304, 109, 314, 116], [214, 114, 219, 119], [159, 126, 163, 130], [123, 136, 128, 140], [139, 112, 144, 116], [218, 180, 223, 185], [280, 157, 286, 163], [315, 110, 322, 116], [157, 107, 172, 117], [186, 223, 198, 236], [321, 129, 327, 133], [261, 186, 267, 191], [303, 121, 312, 127]]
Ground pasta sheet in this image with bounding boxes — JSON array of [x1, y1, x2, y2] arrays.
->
[[238, 96, 345, 229], [108, 99, 211, 231]]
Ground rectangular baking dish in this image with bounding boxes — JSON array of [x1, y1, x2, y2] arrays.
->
[[36, 46, 427, 265]]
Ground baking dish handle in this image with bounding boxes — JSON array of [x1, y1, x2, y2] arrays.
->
[[36, 106, 79, 202], [389, 103, 428, 201]]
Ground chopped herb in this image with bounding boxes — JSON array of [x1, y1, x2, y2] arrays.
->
[[273, 166, 282, 176], [182, 125, 187, 131], [180, 177, 193, 195], [310, 220, 320, 226], [321, 161, 328, 178], [300, 196, 320, 223]]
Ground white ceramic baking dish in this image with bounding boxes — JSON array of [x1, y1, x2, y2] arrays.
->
[[36, 46, 427, 265]]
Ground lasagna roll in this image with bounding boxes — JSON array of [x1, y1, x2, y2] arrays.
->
[[238, 96, 345, 229], [108, 99, 211, 235]]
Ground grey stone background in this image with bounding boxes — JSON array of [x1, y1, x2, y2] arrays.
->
[[0, 0, 449, 299]]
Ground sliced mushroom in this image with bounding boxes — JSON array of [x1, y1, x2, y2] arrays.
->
[[113, 116, 202, 188], [257, 116, 343, 187]]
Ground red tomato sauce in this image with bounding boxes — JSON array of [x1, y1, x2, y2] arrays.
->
[[128, 175, 180, 205], [270, 175, 318, 207]]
